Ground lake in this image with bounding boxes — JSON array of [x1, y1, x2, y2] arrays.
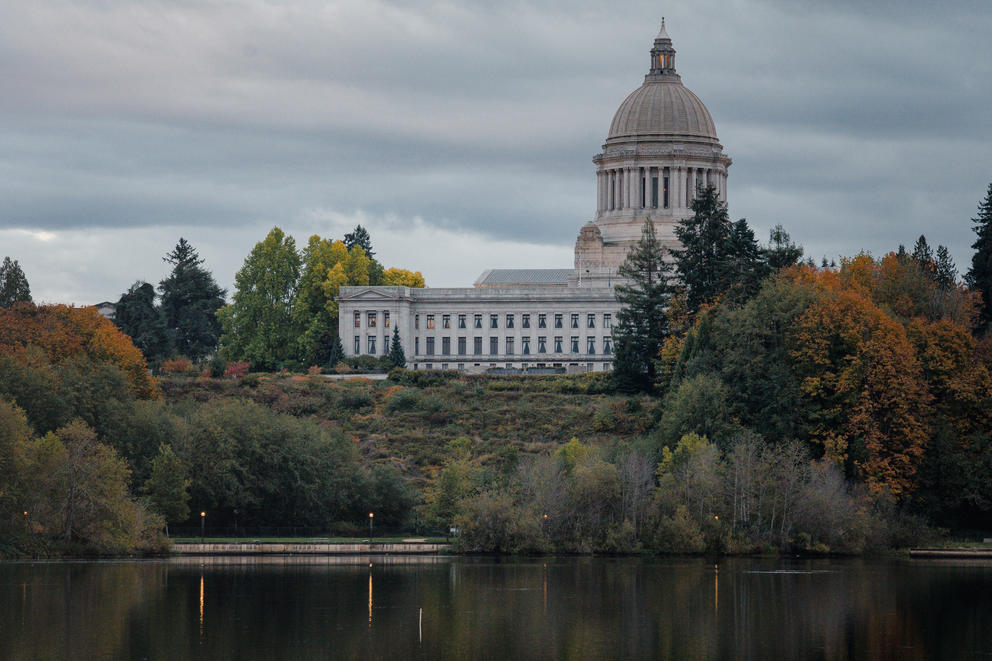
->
[[1, 555, 990, 660]]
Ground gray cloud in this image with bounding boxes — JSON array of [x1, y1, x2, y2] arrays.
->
[[0, 0, 989, 302]]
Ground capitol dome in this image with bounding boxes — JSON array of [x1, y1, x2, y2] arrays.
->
[[607, 79, 718, 144]]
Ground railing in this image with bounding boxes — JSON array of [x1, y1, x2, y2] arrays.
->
[[170, 526, 448, 539]]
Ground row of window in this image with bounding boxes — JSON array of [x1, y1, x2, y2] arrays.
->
[[416, 362, 612, 371], [415, 312, 611, 330], [352, 311, 614, 331], [409, 335, 613, 356], [355, 335, 391, 355]]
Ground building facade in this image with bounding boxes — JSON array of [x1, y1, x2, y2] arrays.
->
[[339, 21, 729, 371]]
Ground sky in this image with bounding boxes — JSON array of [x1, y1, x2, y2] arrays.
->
[[1, 0, 990, 304]]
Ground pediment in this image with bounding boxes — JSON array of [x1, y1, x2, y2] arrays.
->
[[338, 287, 405, 302]]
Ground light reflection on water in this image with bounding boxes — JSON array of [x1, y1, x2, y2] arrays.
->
[[0, 555, 991, 660]]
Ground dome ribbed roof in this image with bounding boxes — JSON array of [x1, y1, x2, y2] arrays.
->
[[607, 78, 718, 143]]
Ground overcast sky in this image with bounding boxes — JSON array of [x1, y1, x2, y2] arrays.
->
[[1, 0, 990, 304]]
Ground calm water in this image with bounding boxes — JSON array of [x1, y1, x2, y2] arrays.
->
[[1, 555, 991, 660]]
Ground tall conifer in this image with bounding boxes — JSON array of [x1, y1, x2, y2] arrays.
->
[[612, 218, 672, 392], [966, 183, 992, 332]]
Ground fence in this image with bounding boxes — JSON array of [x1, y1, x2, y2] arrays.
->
[[170, 525, 448, 539]]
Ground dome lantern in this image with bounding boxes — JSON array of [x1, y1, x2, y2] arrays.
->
[[649, 18, 676, 76]]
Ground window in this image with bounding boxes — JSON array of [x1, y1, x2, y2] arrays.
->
[[554, 314, 563, 329], [570, 314, 579, 329], [426, 314, 435, 329], [383, 336, 390, 354], [490, 337, 499, 355], [641, 174, 647, 208], [474, 314, 482, 329], [603, 313, 612, 329], [354, 311, 361, 328], [538, 314, 547, 329], [354, 336, 360, 354], [663, 174, 670, 209], [441, 363, 448, 370], [415, 315, 420, 330], [506, 314, 514, 329], [537, 336, 547, 353], [425, 337, 435, 355], [522, 337, 531, 355], [587, 337, 596, 354], [474, 337, 483, 355], [457, 337, 467, 355], [554, 336, 563, 353], [442, 314, 450, 329], [506, 337, 514, 355], [368, 336, 376, 354], [603, 337, 612, 355], [458, 314, 466, 329], [442, 337, 451, 355], [522, 314, 531, 329], [571, 336, 579, 353], [587, 314, 596, 329], [490, 314, 498, 329], [415, 337, 419, 354], [651, 175, 659, 208], [368, 312, 377, 328], [384, 311, 390, 327]]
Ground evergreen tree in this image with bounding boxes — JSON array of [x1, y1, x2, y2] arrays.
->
[[217, 227, 301, 371], [114, 281, 171, 362], [935, 245, 958, 289], [671, 186, 768, 313], [344, 225, 374, 258], [159, 239, 226, 361], [0, 256, 32, 307], [966, 183, 992, 332], [764, 225, 803, 271], [327, 334, 345, 369], [912, 235, 935, 273], [612, 218, 672, 392], [388, 326, 406, 368], [144, 444, 190, 536]]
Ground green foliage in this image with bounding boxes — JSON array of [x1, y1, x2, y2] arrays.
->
[[114, 281, 171, 362], [218, 227, 302, 371], [966, 182, 992, 332], [158, 238, 226, 362], [388, 326, 406, 368], [612, 218, 673, 392], [144, 444, 190, 530], [655, 374, 739, 448], [344, 224, 374, 258], [292, 235, 343, 366], [0, 256, 32, 307], [671, 186, 770, 312], [765, 225, 804, 271]]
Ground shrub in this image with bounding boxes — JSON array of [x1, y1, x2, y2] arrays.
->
[[307, 365, 322, 377], [161, 357, 197, 376], [344, 355, 381, 373], [386, 388, 421, 412], [224, 361, 250, 379], [205, 355, 227, 378], [387, 368, 462, 387]]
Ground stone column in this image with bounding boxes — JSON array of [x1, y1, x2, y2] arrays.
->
[[626, 166, 633, 210]]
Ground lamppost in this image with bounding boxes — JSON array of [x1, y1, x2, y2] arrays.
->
[[201, 511, 206, 542], [369, 512, 374, 540]]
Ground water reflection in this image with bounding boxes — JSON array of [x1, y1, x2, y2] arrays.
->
[[0, 556, 991, 660]]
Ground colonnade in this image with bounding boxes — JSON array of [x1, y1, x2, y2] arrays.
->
[[596, 164, 726, 213]]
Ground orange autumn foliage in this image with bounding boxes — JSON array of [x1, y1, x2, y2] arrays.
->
[[0, 302, 158, 399], [788, 271, 932, 496]]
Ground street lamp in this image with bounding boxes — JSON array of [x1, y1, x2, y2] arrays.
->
[[368, 512, 374, 539], [201, 511, 206, 542]]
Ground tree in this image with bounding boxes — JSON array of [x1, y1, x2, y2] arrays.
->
[[765, 225, 803, 271], [218, 227, 302, 371], [344, 225, 374, 258], [159, 239, 226, 361], [671, 186, 768, 312], [113, 282, 171, 362], [381, 268, 426, 288], [611, 218, 672, 392], [388, 326, 406, 368], [0, 256, 32, 307], [966, 183, 992, 332], [912, 235, 935, 274], [327, 334, 345, 369], [144, 444, 190, 535], [934, 245, 958, 290], [292, 236, 343, 366]]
